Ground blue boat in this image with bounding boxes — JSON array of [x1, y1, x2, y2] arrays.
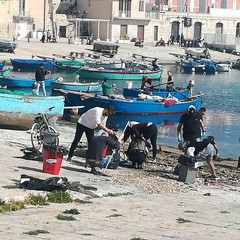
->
[[0, 61, 6, 70], [0, 76, 57, 88], [122, 87, 190, 99], [181, 59, 216, 74], [77, 67, 163, 81], [51, 80, 102, 92], [0, 89, 64, 129], [10, 58, 55, 71], [63, 91, 203, 116]]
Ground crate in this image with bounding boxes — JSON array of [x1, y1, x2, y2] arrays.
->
[[43, 149, 63, 175]]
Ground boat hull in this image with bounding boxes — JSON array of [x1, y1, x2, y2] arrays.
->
[[64, 92, 202, 116], [0, 77, 57, 88], [122, 87, 190, 99], [51, 81, 102, 92], [11, 58, 55, 71], [78, 67, 162, 81], [0, 93, 64, 128]]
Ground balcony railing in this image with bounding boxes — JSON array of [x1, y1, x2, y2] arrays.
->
[[13, 15, 35, 23]]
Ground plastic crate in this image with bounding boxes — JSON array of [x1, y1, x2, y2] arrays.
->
[[43, 149, 63, 175]]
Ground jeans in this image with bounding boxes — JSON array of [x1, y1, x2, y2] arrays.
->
[[36, 81, 46, 96], [98, 155, 114, 169]]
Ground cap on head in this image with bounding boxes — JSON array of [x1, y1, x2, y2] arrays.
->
[[188, 105, 196, 113], [145, 76, 151, 80]]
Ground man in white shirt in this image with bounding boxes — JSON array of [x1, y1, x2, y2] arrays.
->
[[67, 106, 115, 161]]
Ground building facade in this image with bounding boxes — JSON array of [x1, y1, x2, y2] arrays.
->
[[0, 0, 240, 46]]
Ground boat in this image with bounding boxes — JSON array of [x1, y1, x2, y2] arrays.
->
[[0, 89, 64, 129], [77, 67, 163, 81], [0, 39, 18, 53], [122, 86, 191, 100], [62, 90, 203, 116], [0, 69, 10, 77], [0, 76, 58, 88], [51, 79, 102, 92], [184, 47, 208, 58], [213, 61, 232, 72], [181, 59, 216, 74], [0, 61, 6, 70], [93, 41, 120, 57], [54, 59, 85, 71], [85, 59, 126, 70], [10, 58, 55, 71]]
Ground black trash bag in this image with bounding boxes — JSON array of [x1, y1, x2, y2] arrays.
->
[[178, 155, 196, 167], [20, 174, 69, 191], [21, 147, 43, 161]]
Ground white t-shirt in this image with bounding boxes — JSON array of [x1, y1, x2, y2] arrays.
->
[[78, 107, 107, 129]]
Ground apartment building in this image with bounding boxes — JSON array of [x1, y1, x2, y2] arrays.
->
[[0, 0, 240, 46]]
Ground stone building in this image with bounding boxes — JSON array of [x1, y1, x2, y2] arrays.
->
[[0, 0, 240, 47]]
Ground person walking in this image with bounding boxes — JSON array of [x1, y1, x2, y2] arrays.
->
[[123, 121, 158, 162], [101, 78, 112, 96], [166, 71, 174, 92], [35, 63, 49, 96], [67, 106, 115, 162], [46, 30, 51, 43], [177, 105, 205, 145]]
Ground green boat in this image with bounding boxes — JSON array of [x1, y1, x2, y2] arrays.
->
[[78, 67, 163, 81], [55, 59, 85, 71]]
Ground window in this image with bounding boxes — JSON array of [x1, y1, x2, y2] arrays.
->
[[19, 0, 25, 16], [139, 0, 144, 12], [221, 0, 227, 8]]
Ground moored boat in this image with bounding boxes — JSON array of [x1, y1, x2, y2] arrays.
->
[[0, 69, 10, 77], [77, 67, 163, 81], [0, 89, 64, 129], [62, 90, 203, 116], [0, 39, 18, 53], [11, 58, 55, 71], [51, 79, 102, 92]]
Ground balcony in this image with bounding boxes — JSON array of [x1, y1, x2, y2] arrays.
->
[[13, 15, 35, 24]]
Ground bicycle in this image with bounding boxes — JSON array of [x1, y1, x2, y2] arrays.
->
[[31, 106, 59, 150]]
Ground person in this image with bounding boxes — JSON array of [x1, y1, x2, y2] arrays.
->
[[35, 63, 50, 96], [176, 34, 180, 45], [186, 135, 218, 179], [140, 76, 153, 90], [101, 78, 112, 96], [67, 106, 115, 162], [152, 59, 160, 71], [198, 107, 206, 121], [46, 30, 51, 43], [166, 71, 174, 92], [86, 131, 120, 174], [40, 31, 46, 43], [155, 38, 165, 47], [177, 105, 205, 145], [123, 121, 158, 161], [180, 33, 184, 46]]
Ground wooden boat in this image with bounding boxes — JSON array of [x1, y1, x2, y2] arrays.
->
[[51, 79, 102, 92], [77, 67, 163, 81], [181, 59, 216, 74], [10, 58, 55, 71], [184, 47, 206, 58], [0, 61, 6, 70], [93, 41, 120, 57], [0, 39, 17, 53], [0, 76, 57, 88], [55, 59, 85, 71], [122, 86, 190, 100], [62, 90, 203, 116], [0, 89, 64, 129], [85, 59, 126, 70], [0, 69, 10, 77]]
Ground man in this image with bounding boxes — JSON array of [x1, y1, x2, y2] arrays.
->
[[166, 71, 174, 92], [186, 136, 218, 179], [35, 63, 49, 96], [101, 78, 112, 96], [86, 131, 120, 173], [67, 106, 115, 162], [140, 76, 153, 90], [123, 121, 158, 161], [177, 105, 205, 144]]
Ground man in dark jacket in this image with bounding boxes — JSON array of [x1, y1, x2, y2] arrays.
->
[[35, 63, 49, 96]]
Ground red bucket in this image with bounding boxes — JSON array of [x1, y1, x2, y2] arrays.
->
[[43, 149, 63, 175]]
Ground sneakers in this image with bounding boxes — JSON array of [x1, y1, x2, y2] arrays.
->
[[91, 166, 101, 175]]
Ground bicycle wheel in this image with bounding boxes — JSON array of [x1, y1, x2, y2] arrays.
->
[[40, 125, 59, 147], [31, 123, 42, 150]]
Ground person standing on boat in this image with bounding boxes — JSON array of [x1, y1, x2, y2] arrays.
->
[[177, 105, 205, 145], [35, 63, 50, 96], [166, 71, 174, 92], [123, 121, 158, 162], [140, 76, 153, 90], [67, 106, 115, 162], [102, 78, 112, 96]]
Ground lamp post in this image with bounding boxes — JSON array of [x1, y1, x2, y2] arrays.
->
[[81, 10, 87, 44]]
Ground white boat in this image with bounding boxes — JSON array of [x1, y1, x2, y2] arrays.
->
[[184, 48, 206, 58], [215, 63, 231, 72]]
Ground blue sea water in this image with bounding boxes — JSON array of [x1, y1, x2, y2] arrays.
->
[[10, 67, 240, 159]]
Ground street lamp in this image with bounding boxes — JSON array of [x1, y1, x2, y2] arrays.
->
[[81, 10, 87, 44]]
